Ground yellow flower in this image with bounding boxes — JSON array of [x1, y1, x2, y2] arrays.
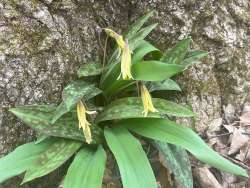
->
[[76, 100, 96, 144], [121, 41, 133, 80], [140, 85, 158, 117], [104, 28, 133, 80], [104, 28, 125, 50]]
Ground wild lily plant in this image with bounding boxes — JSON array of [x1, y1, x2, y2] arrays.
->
[[0, 11, 248, 188]]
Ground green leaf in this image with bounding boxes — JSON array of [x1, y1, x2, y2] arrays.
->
[[97, 97, 195, 122], [103, 80, 135, 97], [119, 118, 248, 177], [161, 38, 191, 64], [153, 142, 193, 188], [132, 40, 161, 64], [150, 79, 181, 92], [77, 63, 103, 77], [23, 138, 82, 183], [10, 105, 102, 143], [182, 50, 208, 68], [0, 138, 55, 183], [128, 23, 158, 50], [132, 61, 184, 81], [104, 126, 157, 188], [52, 80, 102, 123], [126, 11, 155, 39], [64, 146, 106, 188]]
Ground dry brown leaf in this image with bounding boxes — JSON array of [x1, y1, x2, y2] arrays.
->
[[193, 167, 222, 188], [240, 112, 250, 127], [228, 127, 249, 155]]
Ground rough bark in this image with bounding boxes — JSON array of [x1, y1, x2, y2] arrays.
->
[[0, 0, 249, 187]]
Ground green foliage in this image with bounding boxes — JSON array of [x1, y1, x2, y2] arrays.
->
[[118, 118, 248, 177], [104, 127, 157, 188], [96, 97, 195, 122], [150, 79, 181, 92], [23, 138, 82, 183], [132, 61, 184, 81], [52, 80, 102, 123], [64, 146, 106, 188], [154, 142, 193, 188], [10, 105, 102, 143], [1, 11, 247, 188], [77, 62, 103, 77], [0, 138, 55, 183]]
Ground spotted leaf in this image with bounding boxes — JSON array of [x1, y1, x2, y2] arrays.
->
[[22, 138, 82, 183], [96, 97, 195, 122]]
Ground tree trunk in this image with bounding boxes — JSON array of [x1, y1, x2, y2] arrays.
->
[[0, 0, 249, 187]]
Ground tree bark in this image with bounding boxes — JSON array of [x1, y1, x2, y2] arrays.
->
[[0, 0, 249, 187]]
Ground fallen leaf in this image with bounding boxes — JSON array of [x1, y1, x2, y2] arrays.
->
[[228, 127, 249, 155], [193, 167, 222, 188]]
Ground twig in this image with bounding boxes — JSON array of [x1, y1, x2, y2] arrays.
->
[[209, 132, 232, 139]]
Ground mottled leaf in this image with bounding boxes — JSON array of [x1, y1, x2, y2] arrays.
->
[[126, 11, 155, 39], [118, 118, 248, 177], [64, 146, 106, 188], [182, 50, 208, 68], [52, 80, 102, 123], [150, 79, 181, 92], [161, 38, 191, 64], [104, 126, 157, 188], [96, 97, 195, 122], [0, 138, 55, 183], [23, 138, 82, 183], [10, 105, 102, 143], [153, 142, 193, 188], [132, 61, 184, 81], [77, 63, 103, 77]]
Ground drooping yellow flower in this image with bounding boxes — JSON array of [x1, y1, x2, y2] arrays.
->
[[140, 85, 158, 117], [76, 100, 96, 144], [104, 28, 125, 50], [104, 28, 133, 80], [121, 41, 133, 80]]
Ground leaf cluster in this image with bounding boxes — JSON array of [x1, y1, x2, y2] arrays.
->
[[1, 11, 248, 188]]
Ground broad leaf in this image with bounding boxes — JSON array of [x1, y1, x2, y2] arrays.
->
[[126, 11, 155, 39], [64, 146, 106, 188], [52, 80, 102, 123], [0, 138, 55, 183], [182, 50, 208, 68], [103, 80, 135, 97], [10, 105, 102, 143], [153, 142, 193, 188], [132, 61, 184, 81], [77, 63, 103, 77], [23, 138, 82, 183], [104, 126, 157, 188], [118, 118, 248, 177], [161, 38, 191, 64], [96, 97, 195, 122], [150, 79, 181, 92], [132, 40, 161, 64]]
